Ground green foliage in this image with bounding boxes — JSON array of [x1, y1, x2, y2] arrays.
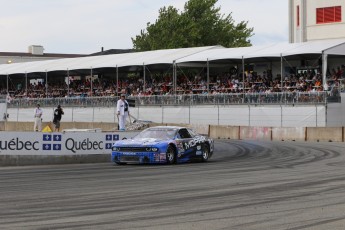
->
[[132, 0, 254, 51]]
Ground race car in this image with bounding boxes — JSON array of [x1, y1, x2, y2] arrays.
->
[[111, 126, 214, 165]]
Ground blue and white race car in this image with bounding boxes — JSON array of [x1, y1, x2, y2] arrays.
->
[[111, 126, 214, 164]]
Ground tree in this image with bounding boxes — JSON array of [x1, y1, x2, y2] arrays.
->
[[132, 0, 254, 51]]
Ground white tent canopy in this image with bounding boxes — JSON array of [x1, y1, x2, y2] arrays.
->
[[176, 38, 345, 63], [0, 46, 220, 75], [1, 39, 345, 75]]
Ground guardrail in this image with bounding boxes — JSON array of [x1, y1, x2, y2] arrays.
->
[[5, 92, 330, 108]]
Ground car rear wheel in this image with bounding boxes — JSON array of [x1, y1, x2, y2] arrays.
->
[[166, 145, 176, 164], [201, 145, 210, 162]]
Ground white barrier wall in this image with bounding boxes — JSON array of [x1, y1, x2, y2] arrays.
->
[[327, 93, 345, 127], [0, 131, 137, 155], [7, 104, 327, 127], [0, 102, 6, 121]]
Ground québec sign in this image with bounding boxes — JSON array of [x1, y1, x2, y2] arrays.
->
[[0, 132, 137, 155]]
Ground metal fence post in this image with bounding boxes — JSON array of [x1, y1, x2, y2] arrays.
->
[[92, 107, 95, 128], [316, 105, 318, 127], [248, 105, 251, 127], [114, 106, 116, 124], [280, 105, 283, 127], [218, 104, 220, 125], [189, 101, 191, 124], [137, 101, 140, 120], [16, 105, 19, 122]]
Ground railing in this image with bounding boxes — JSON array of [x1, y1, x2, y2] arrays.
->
[[131, 92, 328, 106], [7, 97, 118, 108], [4, 92, 331, 108]]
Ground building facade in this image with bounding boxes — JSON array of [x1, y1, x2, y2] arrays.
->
[[289, 0, 345, 43]]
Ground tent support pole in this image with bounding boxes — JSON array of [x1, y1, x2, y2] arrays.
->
[[322, 52, 327, 89], [143, 63, 146, 93], [90, 68, 93, 97], [242, 57, 245, 102], [6, 74, 9, 94], [25, 72, 28, 95], [116, 65, 119, 96], [280, 54, 283, 92], [45, 71, 48, 98], [207, 58, 210, 93], [173, 61, 177, 95], [67, 69, 70, 97]]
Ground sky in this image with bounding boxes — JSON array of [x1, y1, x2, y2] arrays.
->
[[0, 0, 289, 54]]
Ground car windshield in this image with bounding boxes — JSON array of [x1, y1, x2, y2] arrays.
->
[[134, 128, 177, 140]]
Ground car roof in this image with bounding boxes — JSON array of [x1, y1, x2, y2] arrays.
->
[[148, 126, 186, 130]]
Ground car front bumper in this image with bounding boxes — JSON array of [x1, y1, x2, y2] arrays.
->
[[112, 151, 167, 164]]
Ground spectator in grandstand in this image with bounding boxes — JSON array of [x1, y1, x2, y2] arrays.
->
[[116, 94, 130, 131], [33, 104, 43, 132], [53, 105, 64, 132]]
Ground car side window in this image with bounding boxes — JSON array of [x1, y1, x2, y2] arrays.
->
[[187, 129, 197, 137], [178, 129, 192, 139]]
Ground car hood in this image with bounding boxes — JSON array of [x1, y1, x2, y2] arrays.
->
[[116, 138, 167, 146]]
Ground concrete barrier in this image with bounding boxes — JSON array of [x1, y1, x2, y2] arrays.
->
[[272, 127, 306, 142], [209, 125, 240, 139], [1, 122, 344, 167], [239, 126, 272, 141], [4, 122, 343, 143], [209, 125, 344, 142], [306, 127, 343, 142]]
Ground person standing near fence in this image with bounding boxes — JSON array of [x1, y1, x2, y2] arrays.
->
[[33, 104, 43, 132], [116, 94, 130, 131], [53, 105, 64, 132]]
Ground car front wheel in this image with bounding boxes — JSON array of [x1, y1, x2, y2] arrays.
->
[[202, 145, 210, 162], [166, 145, 176, 164]]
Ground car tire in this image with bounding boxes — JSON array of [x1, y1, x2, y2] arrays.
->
[[166, 145, 176, 164], [115, 161, 126, 165], [201, 145, 210, 162]]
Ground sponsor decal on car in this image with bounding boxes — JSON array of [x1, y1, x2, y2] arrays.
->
[[184, 136, 206, 149]]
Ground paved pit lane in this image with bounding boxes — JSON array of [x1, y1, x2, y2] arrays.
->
[[0, 140, 345, 230]]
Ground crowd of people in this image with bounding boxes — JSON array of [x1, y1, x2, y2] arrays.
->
[[1, 65, 344, 99]]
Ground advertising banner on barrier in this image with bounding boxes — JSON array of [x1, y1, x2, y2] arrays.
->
[[0, 131, 138, 155]]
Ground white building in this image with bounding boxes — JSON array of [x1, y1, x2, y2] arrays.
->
[[289, 0, 345, 43]]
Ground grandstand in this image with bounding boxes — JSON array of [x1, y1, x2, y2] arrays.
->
[[0, 40, 344, 97], [0, 40, 344, 128]]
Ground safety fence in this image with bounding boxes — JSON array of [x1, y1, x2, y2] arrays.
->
[[5, 104, 327, 128], [6, 92, 330, 108], [4, 92, 341, 127]]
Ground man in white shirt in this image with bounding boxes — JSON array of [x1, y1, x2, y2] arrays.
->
[[116, 94, 130, 131], [6, 93, 12, 104], [34, 104, 43, 132]]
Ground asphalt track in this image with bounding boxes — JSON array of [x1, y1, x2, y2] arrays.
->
[[0, 140, 345, 230]]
